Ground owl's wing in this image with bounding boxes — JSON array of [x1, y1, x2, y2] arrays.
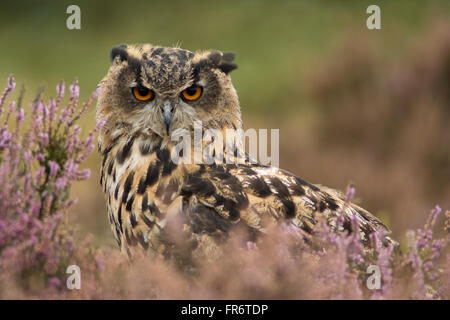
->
[[179, 162, 393, 245], [110, 153, 394, 257]]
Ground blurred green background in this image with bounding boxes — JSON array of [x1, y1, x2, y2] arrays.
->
[[1, 0, 449, 248], [1, 0, 448, 114]]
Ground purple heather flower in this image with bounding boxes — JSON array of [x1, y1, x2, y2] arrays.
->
[[97, 118, 108, 129], [39, 133, 49, 147], [246, 241, 258, 251], [346, 184, 355, 201], [431, 239, 446, 259], [2, 247, 17, 259], [83, 133, 94, 148], [76, 168, 91, 181], [7, 75, 16, 91], [3, 101, 16, 125], [35, 153, 46, 162], [429, 205, 441, 228], [70, 81, 80, 100], [0, 76, 16, 112], [55, 177, 68, 191], [94, 84, 103, 98], [48, 277, 61, 289], [65, 125, 81, 153], [48, 98, 56, 126], [59, 107, 70, 125], [67, 197, 78, 206], [16, 108, 25, 122], [64, 159, 79, 178], [48, 161, 60, 178], [56, 82, 65, 99], [0, 127, 12, 148]]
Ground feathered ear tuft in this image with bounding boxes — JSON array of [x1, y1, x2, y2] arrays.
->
[[110, 44, 128, 63], [221, 52, 236, 63], [219, 61, 238, 74], [218, 51, 238, 74], [207, 51, 238, 74]]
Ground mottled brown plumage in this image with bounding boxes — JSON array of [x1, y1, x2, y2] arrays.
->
[[97, 44, 393, 258]]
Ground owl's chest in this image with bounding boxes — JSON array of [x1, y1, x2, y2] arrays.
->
[[100, 139, 184, 253]]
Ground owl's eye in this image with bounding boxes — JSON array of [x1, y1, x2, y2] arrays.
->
[[181, 86, 203, 101], [132, 86, 154, 101]]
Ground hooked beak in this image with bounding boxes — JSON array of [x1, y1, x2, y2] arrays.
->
[[162, 100, 174, 135]]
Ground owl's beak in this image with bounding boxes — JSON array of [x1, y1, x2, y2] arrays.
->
[[162, 100, 174, 135]]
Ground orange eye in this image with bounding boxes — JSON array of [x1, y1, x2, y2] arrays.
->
[[181, 86, 202, 101], [132, 86, 153, 101]]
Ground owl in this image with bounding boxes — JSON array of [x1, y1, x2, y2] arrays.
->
[[97, 44, 394, 259]]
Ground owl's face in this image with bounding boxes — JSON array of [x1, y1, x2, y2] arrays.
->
[[97, 44, 241, 145]]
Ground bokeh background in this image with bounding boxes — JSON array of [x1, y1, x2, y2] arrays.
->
[[1, 0, 449, 250]]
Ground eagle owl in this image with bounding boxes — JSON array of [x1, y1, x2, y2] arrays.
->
[[97, 44, 393, 258]]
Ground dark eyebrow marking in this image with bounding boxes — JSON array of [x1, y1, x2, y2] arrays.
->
[[128, 57, 144, 79], [192, 60, 208, 79]]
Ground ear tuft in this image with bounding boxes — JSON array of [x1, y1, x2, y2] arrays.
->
[[221, 52, 236, 63], [110, 44, 128, 63], [205, 51, 238, 74], [218, 61, 238, 74], [207, 51, 222, 65], [218, 52, 238, 74]]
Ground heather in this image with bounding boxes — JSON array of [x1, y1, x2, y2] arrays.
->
[[0, 74, 449, 299], [0, 78, 104, 298]]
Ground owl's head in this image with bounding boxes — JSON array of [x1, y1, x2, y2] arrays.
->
[[97, 44, 241, 147]]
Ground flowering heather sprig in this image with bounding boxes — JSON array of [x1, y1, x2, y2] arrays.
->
[[290, 186, 448, 299], [0, 76, 15, 115], [0, 76, 104, 294], [402, 205, 449, 298]]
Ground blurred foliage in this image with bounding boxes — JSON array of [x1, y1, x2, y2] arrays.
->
[[300, 23, 450, 239], [0, 0, 449, 115]]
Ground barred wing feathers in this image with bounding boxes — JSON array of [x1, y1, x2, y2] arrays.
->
[[179, 163, 393, 244]]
